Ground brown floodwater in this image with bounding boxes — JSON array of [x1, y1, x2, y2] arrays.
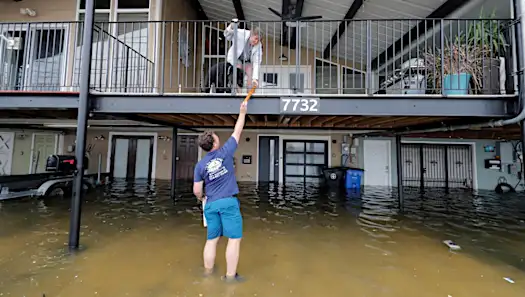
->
[[0, 180, 524, 297]]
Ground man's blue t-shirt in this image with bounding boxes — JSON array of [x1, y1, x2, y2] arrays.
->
[[194, 136, 239, 203]]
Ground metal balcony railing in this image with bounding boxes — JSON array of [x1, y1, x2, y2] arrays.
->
[[0, 18, 517, 96], [0, 21, 154, 93]]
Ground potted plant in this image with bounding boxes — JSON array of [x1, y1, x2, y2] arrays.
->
[[424, 37, 484, 95], [424, 9, 508, 96], [464, 9, 509, 94]]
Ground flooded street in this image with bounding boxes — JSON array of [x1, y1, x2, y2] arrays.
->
[[0, 181, 524, 297]]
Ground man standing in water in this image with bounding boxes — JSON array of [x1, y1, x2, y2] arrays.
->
[[193, 101, 248, 282]]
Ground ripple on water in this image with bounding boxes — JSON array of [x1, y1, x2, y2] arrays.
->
[[0, 181, 524, 296]]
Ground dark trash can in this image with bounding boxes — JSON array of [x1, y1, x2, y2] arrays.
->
[[322, 167, 348, 189]]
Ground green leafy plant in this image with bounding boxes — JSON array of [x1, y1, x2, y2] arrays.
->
[[464, 8, 508, 56], [424, 8, 509, 93]]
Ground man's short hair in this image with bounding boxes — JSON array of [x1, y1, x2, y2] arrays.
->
[[198, 130, 215, 152]]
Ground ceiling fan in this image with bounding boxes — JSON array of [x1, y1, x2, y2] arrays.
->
[[267, 6, 321, 50], [268, 7, 322, 23]]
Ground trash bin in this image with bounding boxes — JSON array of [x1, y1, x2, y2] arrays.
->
[[345, 168, 364, 190], [322, 167, 347, 189]]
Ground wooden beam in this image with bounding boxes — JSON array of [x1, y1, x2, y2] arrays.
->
[[288, 0, 304, 50], [290, 116, 302, 125], [312, 116, 337, 126], [162, 115, 195, 126], [188, 0, 208, 20], [138, 114, 191, 126], [280, 0, 291, 46], [322, 0, 364, 59], [232, 0, 246, 20], [331, 116, 355, 126], [216, 114, 235, 125]]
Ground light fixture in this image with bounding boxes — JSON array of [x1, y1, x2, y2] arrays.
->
[[20, 8, 37, 17], [158, 136, 172, 142], [285, 21, 307, 28], [279, 54, 288, 61], [44, 124, 77, 128]]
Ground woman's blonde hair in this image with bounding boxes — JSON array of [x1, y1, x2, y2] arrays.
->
[[250, 26, 263, 41]]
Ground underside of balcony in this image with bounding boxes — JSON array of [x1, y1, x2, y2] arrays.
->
[[1, 108, 521, 140], [0, 0, 520, 140], [0, 91, 517, 117]]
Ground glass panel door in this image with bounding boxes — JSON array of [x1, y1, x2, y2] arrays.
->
[[284, 140, 328, 184], [0, 28, 26, 90], [75, 13, 111, 90], [342, 66, 366, 94], [113, 13, 150, 92], [134, 138, 151, 179], [25, 27, 67, 91], [315, 58, 339, 94], [113, 138, 129, 178]]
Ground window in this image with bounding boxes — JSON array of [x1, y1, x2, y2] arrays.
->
[[113, 13, 150, 91], [263, 73, 278, 85], [342, 67, 366, 94], [116, 13, 149, 56], [117, 0, 150, 9], [284, 140, 328, 184], [80, 0, 149, 10], [74, 13, 111, 89], [315, 59, 339, 94], [76, 0, 152, 91], [77, 13, 111, 46], [285, 142, 305, 152], [289, 73, 305, 92], [79, 0, 111, 10]]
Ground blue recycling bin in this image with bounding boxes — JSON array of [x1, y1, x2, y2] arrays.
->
[[345, 168, 364, 190]]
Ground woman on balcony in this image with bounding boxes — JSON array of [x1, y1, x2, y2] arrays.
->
[[224, 21, 263, 92]]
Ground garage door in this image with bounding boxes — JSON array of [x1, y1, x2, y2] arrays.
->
[[401, 143, 474, 189], [283, 140, 328, 184]]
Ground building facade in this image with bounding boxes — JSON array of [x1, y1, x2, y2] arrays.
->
[[0, 0, 523, 193]]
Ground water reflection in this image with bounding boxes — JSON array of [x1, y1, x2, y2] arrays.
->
[[0, 180, 524, 296]]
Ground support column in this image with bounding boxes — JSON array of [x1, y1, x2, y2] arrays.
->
[[521, 121, 525, 184], [170, 127, 178, 199], [515, 0, 525, 188], [69, 0, 95, 250], [395, 135, 404, 210]]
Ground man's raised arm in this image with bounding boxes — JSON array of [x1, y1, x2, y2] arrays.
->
[[231, 101, 248, 143]]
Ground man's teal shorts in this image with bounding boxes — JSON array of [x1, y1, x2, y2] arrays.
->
[[204, 197, 243, 240]]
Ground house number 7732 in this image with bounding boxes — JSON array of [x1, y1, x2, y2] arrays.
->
[[280, 97, 320, 114]]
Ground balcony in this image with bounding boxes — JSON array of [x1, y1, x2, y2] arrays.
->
[[0, 18, 519, 118]]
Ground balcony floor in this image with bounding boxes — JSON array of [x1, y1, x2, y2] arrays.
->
[[0, 90, 519, 138], [0, 91, 518, 118]]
